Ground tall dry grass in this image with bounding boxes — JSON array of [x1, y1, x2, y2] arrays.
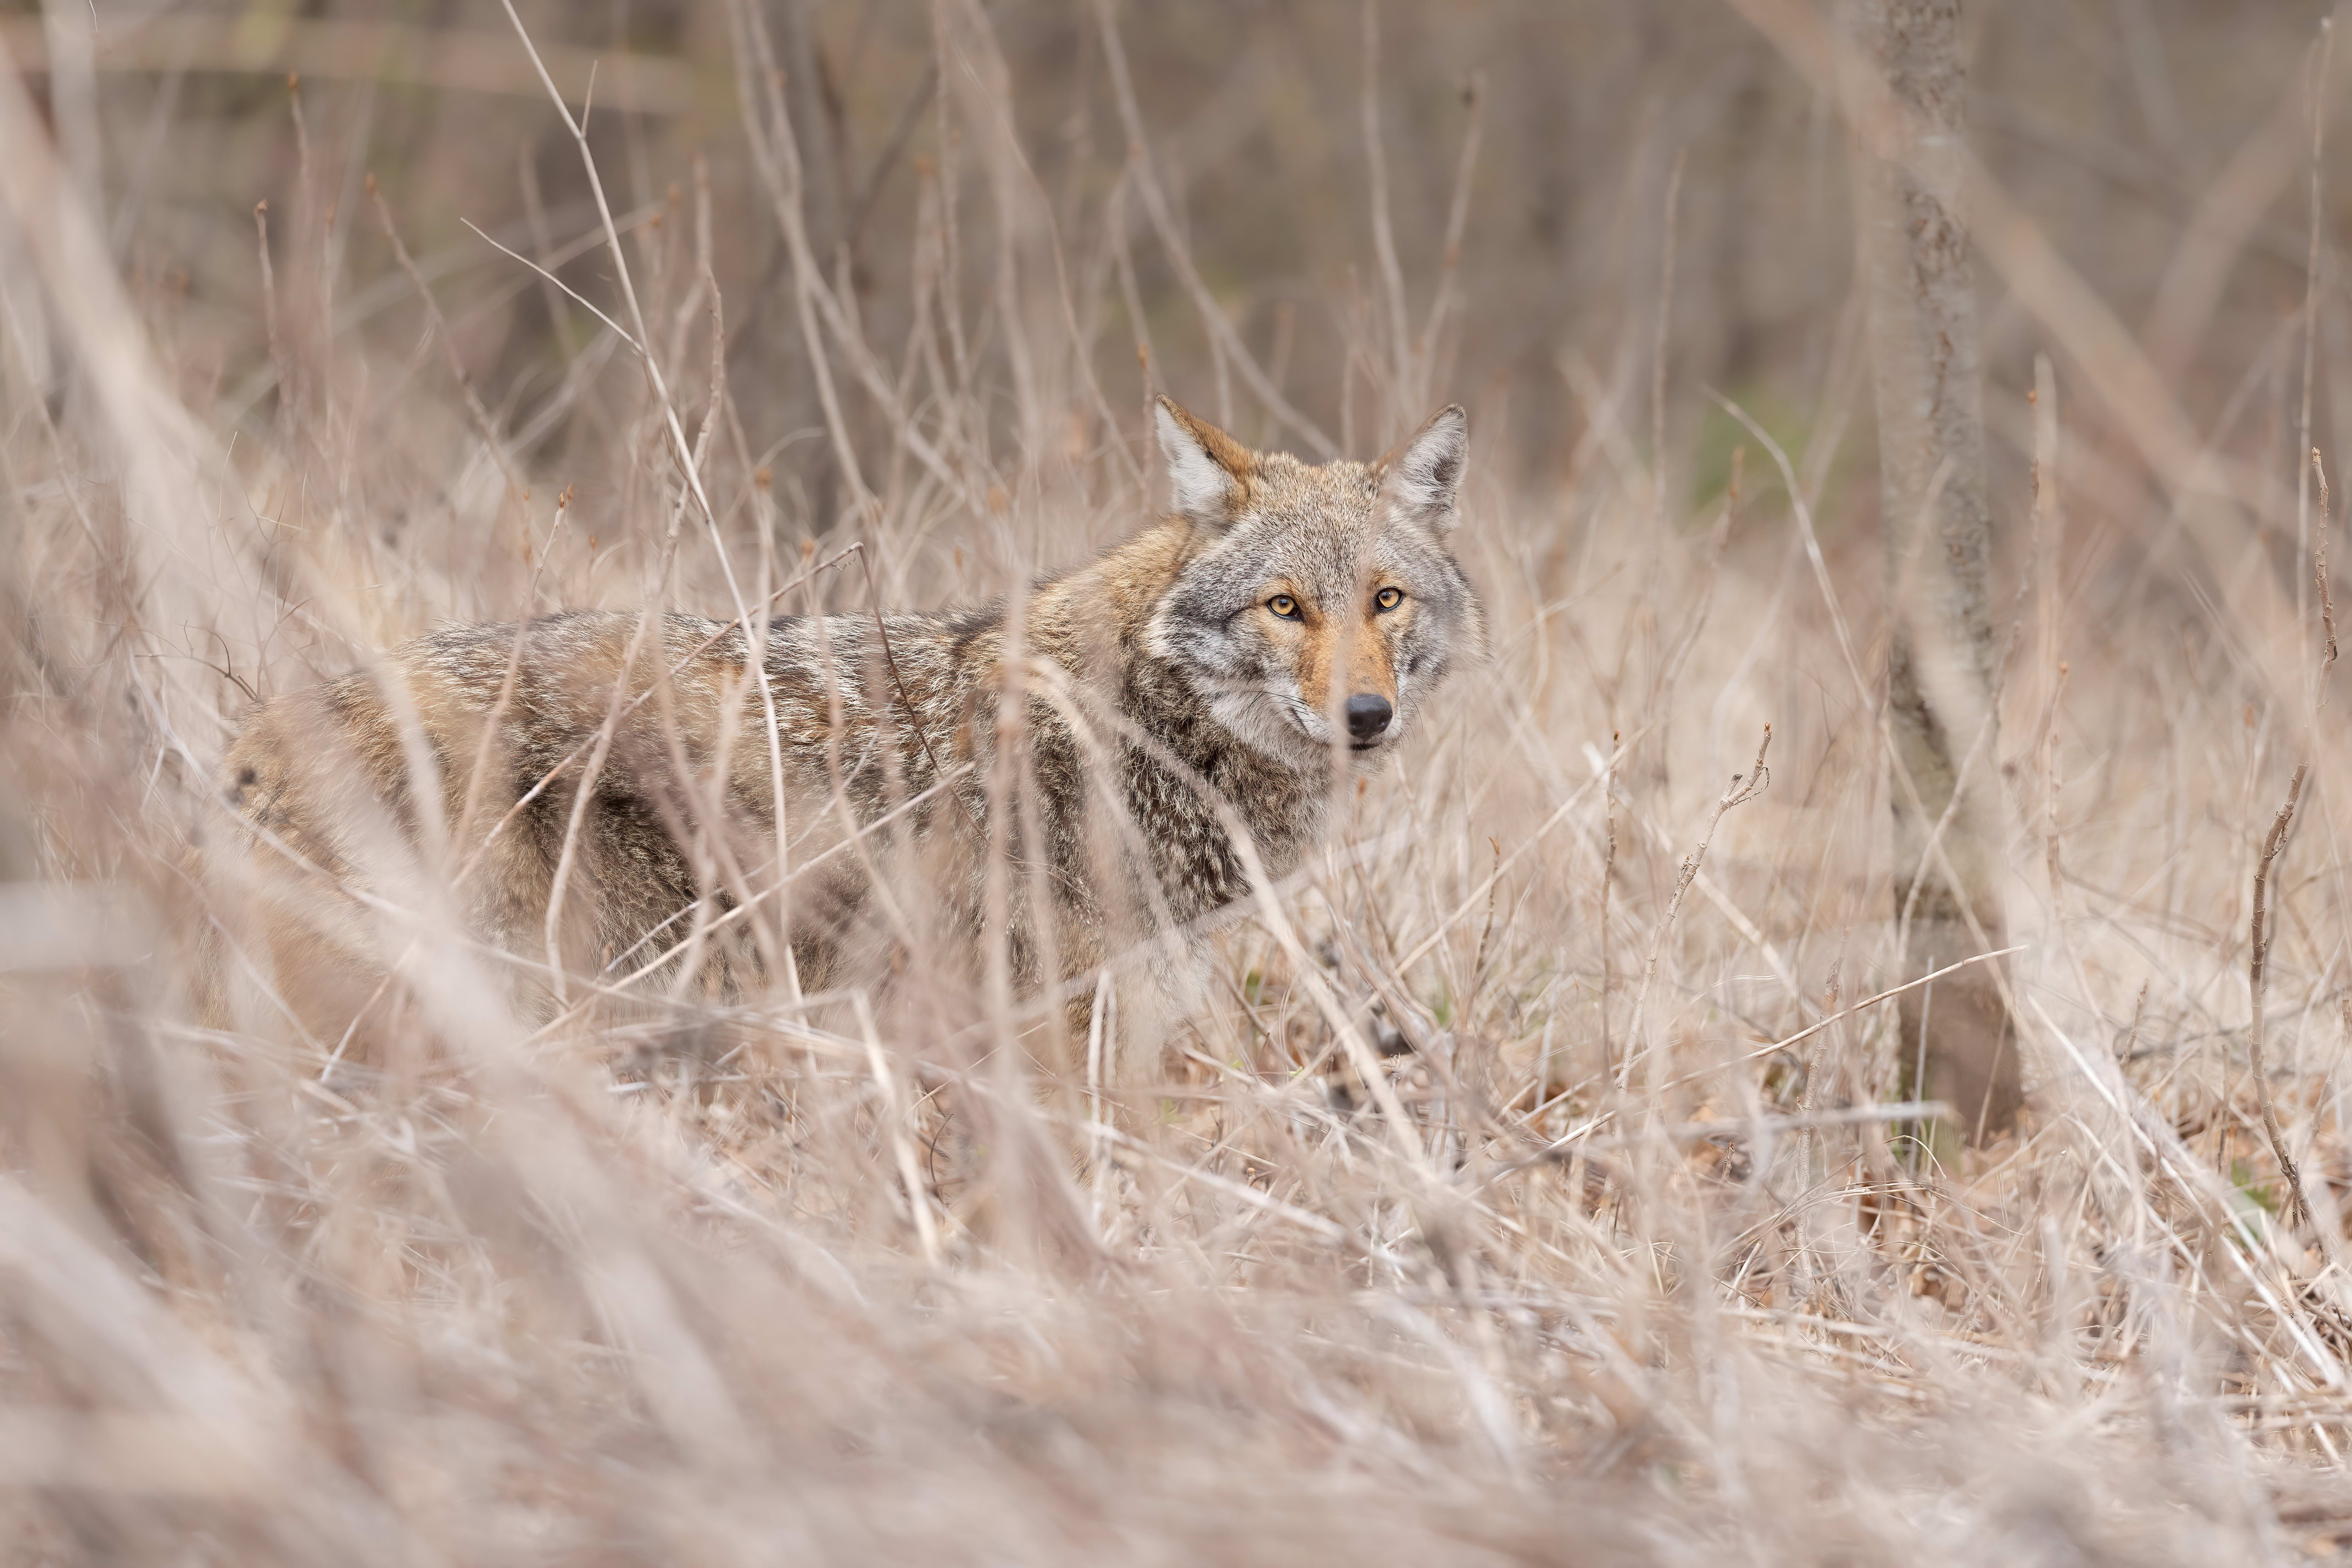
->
[[8, 0, 2352, 1561]]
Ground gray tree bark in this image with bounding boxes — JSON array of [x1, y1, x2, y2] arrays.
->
[[1853, 0, 2023, 1145]]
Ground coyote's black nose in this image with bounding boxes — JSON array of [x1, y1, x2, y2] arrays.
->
[[1345, 693, 1394, 743]]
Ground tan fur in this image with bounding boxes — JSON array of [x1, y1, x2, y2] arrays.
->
[[213, 401, 1481, 1082]]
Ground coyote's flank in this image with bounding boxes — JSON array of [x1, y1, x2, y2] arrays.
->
[[218, 397, 1482, 1077]]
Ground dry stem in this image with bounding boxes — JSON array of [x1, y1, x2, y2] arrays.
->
[[2251, 761, 2312, 1228], [1618, 723, 1772, 1091]]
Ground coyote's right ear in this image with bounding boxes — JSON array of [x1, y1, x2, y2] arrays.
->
[[1154, 396, 1256, 528]]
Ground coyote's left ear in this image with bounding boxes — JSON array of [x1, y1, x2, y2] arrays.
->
[[1377, 405, 1468, 532]]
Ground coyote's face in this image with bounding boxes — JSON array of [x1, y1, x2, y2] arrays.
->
[[1143, 398, 1483, 774]]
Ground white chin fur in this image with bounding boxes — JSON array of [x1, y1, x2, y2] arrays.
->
[[1206, 691, 1310, 763], [1206, 690, 1405, 771]]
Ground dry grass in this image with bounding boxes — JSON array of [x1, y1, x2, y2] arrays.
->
[[10, 2, 2352, 1562]]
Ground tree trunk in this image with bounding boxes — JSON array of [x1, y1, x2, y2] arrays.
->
[[1853, 0, 2023, 1147]]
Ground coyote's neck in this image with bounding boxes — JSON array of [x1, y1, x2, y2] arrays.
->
[[1023, 519, 1331, 911]]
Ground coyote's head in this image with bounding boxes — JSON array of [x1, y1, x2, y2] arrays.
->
[[1144, 396, 1484, 774]]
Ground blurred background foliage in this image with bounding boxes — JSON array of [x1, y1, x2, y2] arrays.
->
[[5, 0, 2338, 548]]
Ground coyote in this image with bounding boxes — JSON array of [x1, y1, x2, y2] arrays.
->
[[219, 398, 1482, 1077]]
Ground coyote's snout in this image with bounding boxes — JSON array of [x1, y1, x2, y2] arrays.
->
[[217, 399, 1482, 1077]]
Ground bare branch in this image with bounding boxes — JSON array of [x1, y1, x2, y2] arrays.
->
[[2250, 762, 2312, 1228]]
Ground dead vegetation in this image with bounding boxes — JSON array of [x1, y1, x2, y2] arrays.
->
[[9, 1, 2352, 1562]]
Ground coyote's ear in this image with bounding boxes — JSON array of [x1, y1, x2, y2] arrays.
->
[[1377, 405, 1469, 532], [1154, 396, 1256, 529]]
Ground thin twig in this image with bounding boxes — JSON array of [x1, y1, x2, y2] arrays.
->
[[850, 542, 978, 828], [1600, 727, 1619, 1078], [2251, 762, 2311, 1228], [495, 0, 721, 551], [727, 0, 882, 523], [1619, 724, 1772, 1090], [2298, 18, 2337, 630], [2317, 448, 2339, 710], [252, 200, 286, 415], [843, 62, 939, 260], [540, 262, 733, 1000], [2044, 660, 2069, 902], [368, 177, 526, 500], [726, 0, 979, 514], [855, 991, 941, 1265], [1091, 0, 1337, 458], [1652, 145, 1687, 529], [1517, 1101, 1955, 1165], [463, 217, 641, 353], [1360, 0, 1411, 403], [1417, 71, 1485, 401], [321, 487, 578, 1076]]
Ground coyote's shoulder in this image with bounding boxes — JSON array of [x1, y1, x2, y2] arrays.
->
[[220, 399, 1479, 1061]]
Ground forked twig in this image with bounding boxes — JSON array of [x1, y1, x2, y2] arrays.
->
[[463, 217, 641, 353], [2251, 762, 2311, 1228], [494, 0, 723, 560]]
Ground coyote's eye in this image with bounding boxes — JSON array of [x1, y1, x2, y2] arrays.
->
[[1267, 594, 1301, 620], [1374, 587, 1404, 612]]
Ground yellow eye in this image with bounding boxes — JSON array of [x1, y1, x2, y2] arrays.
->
[[1267, 594, 1300, 619], [1375, 586, 1404, 612]]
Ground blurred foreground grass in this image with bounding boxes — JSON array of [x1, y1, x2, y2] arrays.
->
[[7, 1, 2352, 1562]]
